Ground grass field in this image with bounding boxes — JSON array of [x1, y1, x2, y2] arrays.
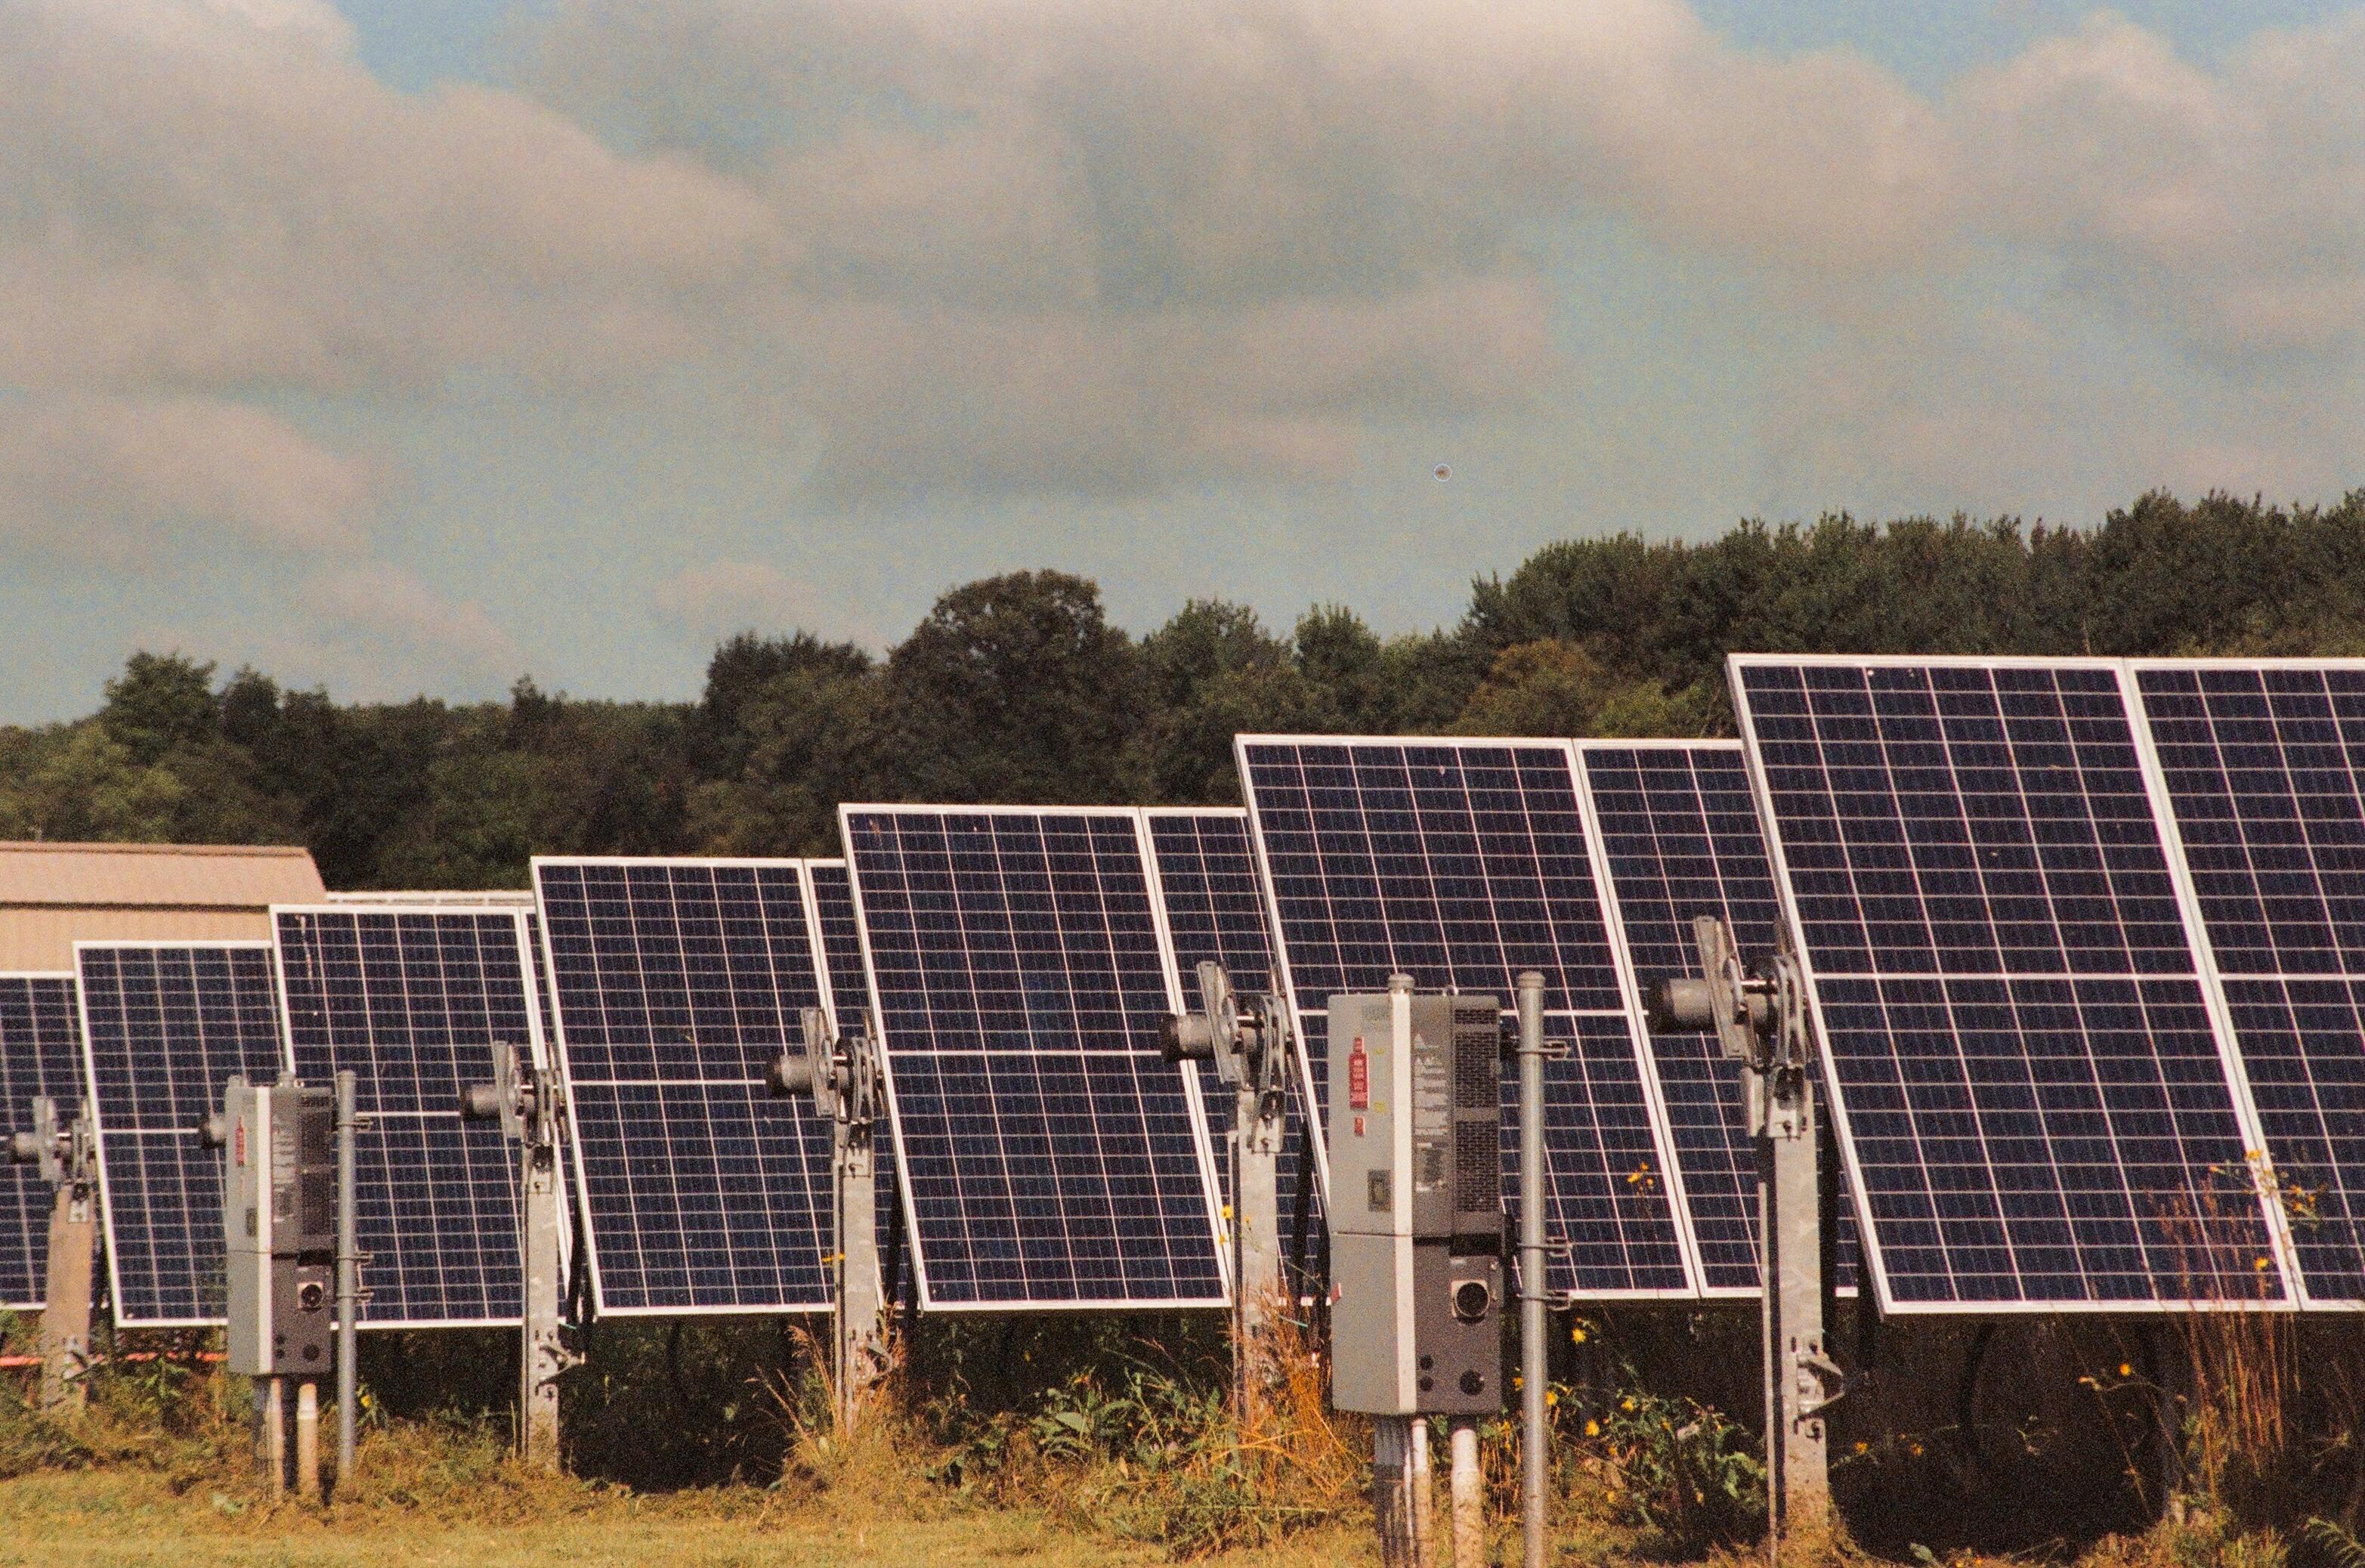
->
[[0, 1463, 1405, 1568]]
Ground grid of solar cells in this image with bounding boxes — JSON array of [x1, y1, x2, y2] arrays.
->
[[76, 944, 287, 1326], [843, 808, 1227, 1309], [275, 908, 536, 1326], [1235, 738, 1694, 1297], [533, 859, 833, 1314], [1144, 809, 1316, 1226], [808, 861, 872, 1027], [0, 976, 82, 1309], [1733, 657, 2288, 1310], [2136, 662, 2365, 1304], [1578, 743, 1866, 1297]]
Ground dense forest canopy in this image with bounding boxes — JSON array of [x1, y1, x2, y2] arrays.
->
[[5, 490, 2359, 890]]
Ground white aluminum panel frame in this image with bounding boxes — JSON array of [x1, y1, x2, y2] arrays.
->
[[0, 969, 80, 1313], [2125, 655, 2365, 1311], [1232, 732, 1709, 1304], [838, 803, 1230, 1314], [530, 855, 835, 1320], [1727, 651, 2299, 1316], [271, 902, 561, 1332], [76, 940, 283, 1331]]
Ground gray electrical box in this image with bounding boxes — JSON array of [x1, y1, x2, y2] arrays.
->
[[1326, 983, 1504, 1416], [218, 1077, 336, 1378]]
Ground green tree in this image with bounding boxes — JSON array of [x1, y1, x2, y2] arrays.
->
[[885, 571, 1145, 803], [0, 725, 184, 842], [100, 651, 218, 765]]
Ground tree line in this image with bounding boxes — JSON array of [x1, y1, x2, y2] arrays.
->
[[3, 489, 2358, 890]]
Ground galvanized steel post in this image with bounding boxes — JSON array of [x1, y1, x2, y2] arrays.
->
[[1516, 970, 1547, 1568]]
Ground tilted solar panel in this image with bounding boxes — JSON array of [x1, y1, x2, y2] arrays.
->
[[76, 943, 288, 1327], [0, 975, 83, 1310], [274, 906, 543, 1328], [1578, 741, 1865, 1297], [807, 861, 872, 1029], [533, 858, 834, 1316], [1235, 737, 1699, 1299], [1730, 656, 2292, 1312], [842, 806, 1228, 1310], [1143, 808, 1316, 1237], [805, 856, 904, 1299], [2134, 660, 2365, 1308]]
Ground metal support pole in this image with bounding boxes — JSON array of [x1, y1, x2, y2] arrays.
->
[[1761, 979, 1836, 1544], [11, 1097, 95, 1415], [519, 1094, 565, 1471], [1374, 1414, 1426, 1566], [1411, 1418, 1435, 1565], [334, 1071, 359, 1485], [836, 1096, 884, 1427], [1450, 1418, 1484, 1568], [1516, 970, 1548, 1568], [261, 1376, 287, 1498], [295, 1380, 320, 1499], [39, 1177, 94, 1415], [1234, 1072, 1282, 1395]]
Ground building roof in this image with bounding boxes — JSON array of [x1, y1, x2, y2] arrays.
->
[[0, 841, 325, 969]]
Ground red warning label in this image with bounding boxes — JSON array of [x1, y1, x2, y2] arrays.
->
[[1348, 1037, 1370, 1110]]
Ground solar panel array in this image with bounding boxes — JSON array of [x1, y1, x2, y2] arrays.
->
[[1578, 743, 1792, 1296], [533, 858, 836, 1316], [1237, 737, 1699, 1299], [1731, 657, 2291, 1313], [274, 906, 542, 1328], [2133, 661, 2365, 1308], [76, 943, 289, 1327], [0, 975, 83, 1310], [843, 806, 1227, 1310]]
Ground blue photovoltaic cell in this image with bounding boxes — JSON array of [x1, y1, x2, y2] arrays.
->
[[276, 908, 536, 1325], [1237, 738, 1692, 1297], [76, 944, 287, 1326], [534, 859, 833, 1314], [2137, 663, 2365, 1304], [845, 809, 1226, 1309], [808, 861, 873, 1027], [1145, 809, 1316, 1229], [1580, 744, 1866, 1296], [0, 976, 82, 1309], [1734, 658, 2286, 1310]]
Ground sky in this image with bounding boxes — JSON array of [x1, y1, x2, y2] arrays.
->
[[2, 1, 2361, 723]]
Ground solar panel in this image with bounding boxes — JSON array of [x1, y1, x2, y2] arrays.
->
[[1142, 808, 1317, 1228], [1730, 655, 2292, 1312], [2133, 660, 2365, 1308], [807, 861, 873, 1031], [274, 906, 543, 1328], [532, 858, 834, 1316], [0, 975, 82, 1310], [842, 806, 1228, 1310], [76, 943, 288, 1327], [1235, 737, 1699, 1299], [1576, 741, 1869, 1298]]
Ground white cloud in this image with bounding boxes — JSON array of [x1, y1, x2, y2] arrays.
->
[[1, 0, 2360, 574], [652, 559, 824, 639], [0, 394, 375, 562], [301, 561, 524, 678]]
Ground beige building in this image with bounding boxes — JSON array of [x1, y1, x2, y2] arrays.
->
[[0, 841, 326, 970]]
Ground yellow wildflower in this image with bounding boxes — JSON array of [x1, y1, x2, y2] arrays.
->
[[1621, 1397, 1637, 1412], [2118, 1362, 2132, 1378], [1584, 1420, 1600, 1438]]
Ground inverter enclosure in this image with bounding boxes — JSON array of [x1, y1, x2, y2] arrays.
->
[[1326, 988, 1504, 1416], [221, 1078, 335, 1377]]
